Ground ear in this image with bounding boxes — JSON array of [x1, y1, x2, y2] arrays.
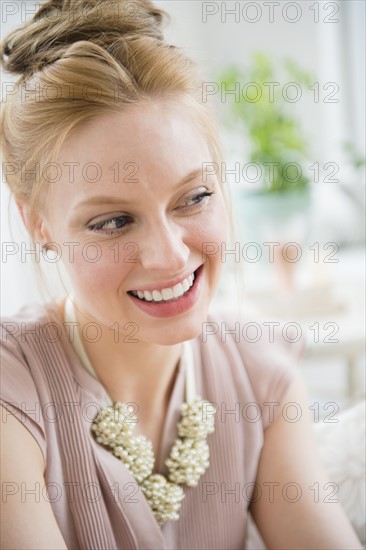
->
[[15, 200, 54, 246], [16, 200, 30, 229]]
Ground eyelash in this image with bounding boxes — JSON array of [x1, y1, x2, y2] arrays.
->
[[87, 191, 215, 236]]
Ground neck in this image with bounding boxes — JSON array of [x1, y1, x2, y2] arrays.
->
[[87, 338, 183, 407], [56, 296, 182, 412]]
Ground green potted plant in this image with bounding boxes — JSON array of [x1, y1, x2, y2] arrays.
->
[[218, 53, 315, 293], [219, 53, 313, 188]]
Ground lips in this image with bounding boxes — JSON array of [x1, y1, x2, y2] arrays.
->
[[127, 266, 204, 318]]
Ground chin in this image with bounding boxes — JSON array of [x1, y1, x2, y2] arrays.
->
[[144, 309, 209, 346]]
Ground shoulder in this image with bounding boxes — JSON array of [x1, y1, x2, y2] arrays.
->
[[199, 306, 305, 426], [0, 300, 56, 373], [1, 299, 64, 352], [1, 300, 63, 464], [204, 305, 305, 357], [1, 301, 50, 369], [203, 305, 305, 368], [0, 298, 67, 407]]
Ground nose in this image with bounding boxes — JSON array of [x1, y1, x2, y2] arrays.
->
[[138, 219, 190, 275]]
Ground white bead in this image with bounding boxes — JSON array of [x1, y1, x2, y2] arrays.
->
[[91, 397, 215, 524]]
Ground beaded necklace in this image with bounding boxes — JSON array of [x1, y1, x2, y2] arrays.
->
[[63, 296, 216, 524]]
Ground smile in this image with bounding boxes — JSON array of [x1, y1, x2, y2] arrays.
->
[[129, 272, 195, 302], [127, 266, 203, 318]]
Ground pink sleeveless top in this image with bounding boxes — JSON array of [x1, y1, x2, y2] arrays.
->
[[0, 301, 302, 549]]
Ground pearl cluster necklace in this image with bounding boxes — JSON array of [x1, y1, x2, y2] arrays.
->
[[64, 296, 216, 524]]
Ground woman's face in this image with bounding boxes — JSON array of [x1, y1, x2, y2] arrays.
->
[[43, 98, 228, 345]]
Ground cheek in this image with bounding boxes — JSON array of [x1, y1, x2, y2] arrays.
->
[[191, 198, 228, 278], [59, 242, 132, 290], [210, 201, 228, 243], [193, 197, 228, 249]]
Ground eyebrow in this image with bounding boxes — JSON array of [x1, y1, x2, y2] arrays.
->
[[73, 168, 204, 210]]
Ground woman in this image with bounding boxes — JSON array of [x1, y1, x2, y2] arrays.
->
[[0, 1, 362, 548]]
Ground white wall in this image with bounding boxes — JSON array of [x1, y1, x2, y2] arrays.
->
[[156, 0, 364, 162]]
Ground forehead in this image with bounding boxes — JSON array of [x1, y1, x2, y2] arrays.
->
[[56, 98, 211, 195]]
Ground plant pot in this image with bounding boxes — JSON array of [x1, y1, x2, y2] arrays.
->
[[234, 186, 313, 294], [235, 186, 312, 244]]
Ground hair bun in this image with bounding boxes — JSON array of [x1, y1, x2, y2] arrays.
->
[[1, 0, 167, 78]]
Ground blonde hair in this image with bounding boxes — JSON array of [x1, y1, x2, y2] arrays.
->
[[1, 0, 235, 302], [0, 0, 242, 310]]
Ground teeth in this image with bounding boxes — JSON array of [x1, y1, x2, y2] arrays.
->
[[131, 271, 196, 303], [182, 279, 189, 292], [173, 283, 184, 298], [152, 290, 162, 302], [162, 288, 174, 300]]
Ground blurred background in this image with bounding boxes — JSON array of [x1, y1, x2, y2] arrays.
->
[[1, 0, 365, 545]]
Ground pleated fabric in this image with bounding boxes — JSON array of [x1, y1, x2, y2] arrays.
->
[[1, 301, 301, 549]]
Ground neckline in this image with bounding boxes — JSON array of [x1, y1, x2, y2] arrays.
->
[[63, 294, 197, 405], [21, 299, 208, 540], [61, 295, 201, 482]]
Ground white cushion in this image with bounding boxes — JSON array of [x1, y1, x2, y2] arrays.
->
[[246, 400, 366, 548]]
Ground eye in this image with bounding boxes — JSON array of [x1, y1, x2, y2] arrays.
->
[[87, 215, 133, 236], [180, 190, 215, 210]]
